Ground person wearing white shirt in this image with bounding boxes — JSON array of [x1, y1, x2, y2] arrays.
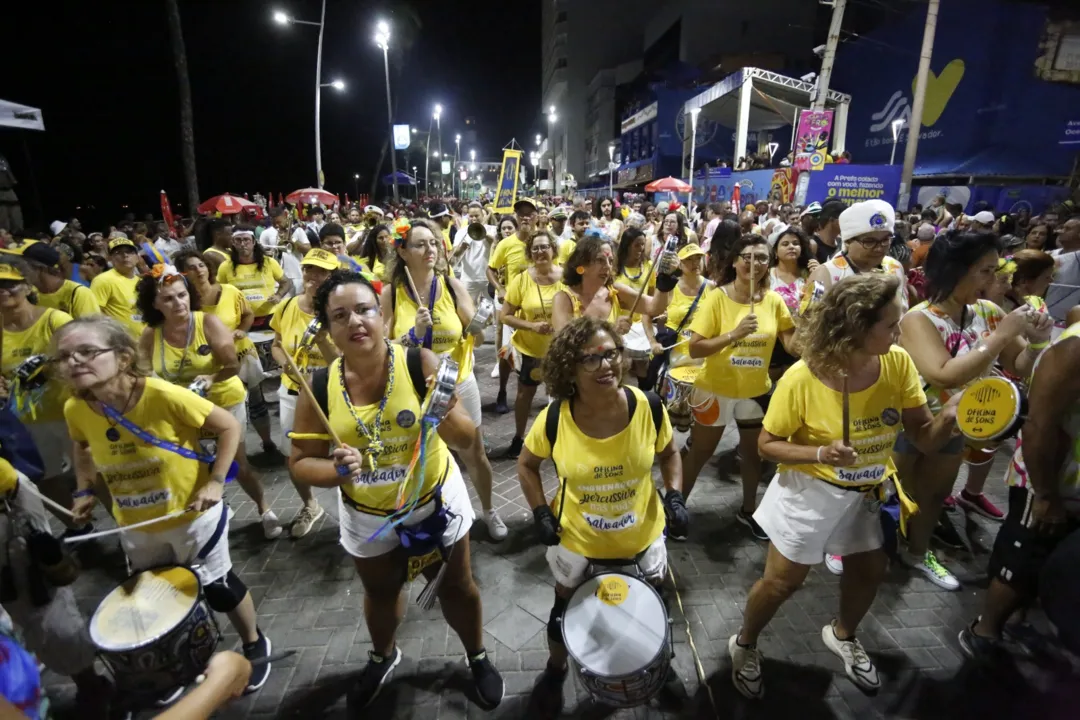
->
[[451, 202, 495, 301], [259, 207, 308, 298]]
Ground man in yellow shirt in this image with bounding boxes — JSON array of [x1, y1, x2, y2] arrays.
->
[[21, 243, 100, 318], [556, 210, 590, 267], [90, 237, 143, 337]]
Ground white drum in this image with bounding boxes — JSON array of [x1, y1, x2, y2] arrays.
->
[[623, 321, 653, 362], [248, 329, 280, 380], [562, 571, 671, 707]]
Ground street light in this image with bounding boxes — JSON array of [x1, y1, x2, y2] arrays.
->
[[470, 149, 476, 162], [547, 108, 559, 196], [412, 166, 418, 200], [687, 107, 700, 208], [374, 19, 399, 201], [607, 143, 615, 198], [434, 105, 443, 194], [433, 151, 440, 158], [353, 172, 360, 199], [454, 134, 461, 198], [536, 134, 542, 147], [272, 1, 334, 188], [531, 153, 540, 198], [425, 103, 442, 196], [890, 117, 905, 165]]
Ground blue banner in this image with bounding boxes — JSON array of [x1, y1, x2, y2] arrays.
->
[[805, 165, 902, 207]]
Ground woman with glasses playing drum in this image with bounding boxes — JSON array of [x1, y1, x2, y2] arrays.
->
[[134, 264, 281, 541], [55, 316, 273, 696], [289, 270, 505, 711], [381, 220, 506, 541], [728, 274, 960, 700], [498, 229, 563, 458], [518, 316, 687, 717]]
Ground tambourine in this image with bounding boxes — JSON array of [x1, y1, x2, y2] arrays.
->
[[956, 376, 1027, 442], [187, 377, 211, 397], [298, 318, 322, 350], [420, 356, 459, 425], [657, 236, 680, 275], [463, 295, 496, 335], [13, 354, 48, 392]]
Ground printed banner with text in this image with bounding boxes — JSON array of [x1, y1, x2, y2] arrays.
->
[[804, 164, 902, 207], [492, 150, 523, 214]]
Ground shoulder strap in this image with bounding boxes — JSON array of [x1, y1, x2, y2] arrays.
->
[[545, 399, 563, 449], [405, 347, 427, 401], [673, 281, 708, 335], [644, 389, 664, 436], [444, 275, 458, 309], [312, 365, 330, 418]]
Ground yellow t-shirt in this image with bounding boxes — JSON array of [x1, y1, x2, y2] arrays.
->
[[763, 347, 927, 488], [2, 308, 72, 423], [616, 262, 655, 322], [64, 378, 215, 532], [38, 280, 99, 318], [270, 296, 332, 394], [90, 269, 142, 337], [216, 257, 284, 318], [328, 351, 450, 512], [690, 288, 794, 398], [524, 387, 673, 558], [556, 238, 577, 267], [358, 257, 387, 281], [505, 270, 563, 359], [204, 247, 230, 262], [664, 281, 711, 367], [390, 278, 474, 379], [151, 312, 246, 409], [200, 283, 256, 362], [488, 235, 529, 289]]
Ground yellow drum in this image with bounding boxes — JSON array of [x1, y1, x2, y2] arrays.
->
[[661, 365, 700, 432], [956, 376, 1027, 442]]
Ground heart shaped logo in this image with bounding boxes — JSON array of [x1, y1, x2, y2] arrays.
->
[[914, 59, 965, 127]]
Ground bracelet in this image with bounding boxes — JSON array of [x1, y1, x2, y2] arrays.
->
[[400, 330, 418, 347], [72, 489, 95, 499], [1029, 340, 1049, 350], [816, 446, 824, 463]]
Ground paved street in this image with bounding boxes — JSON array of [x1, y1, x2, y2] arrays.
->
[[45, 344, 1079, 719]]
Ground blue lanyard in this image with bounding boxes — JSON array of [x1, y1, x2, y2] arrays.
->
[[101, 403, 237, 482]]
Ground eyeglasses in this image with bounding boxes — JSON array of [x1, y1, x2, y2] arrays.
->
[[853, 237, 891, 250], [738, 253, 771, 263], [579, 348, 622, 372], [531, 244, 552, 253], [53, 346, 114, 366]]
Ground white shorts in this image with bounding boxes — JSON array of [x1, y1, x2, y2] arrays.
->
[[225, 402, 248, 440], [690, 388, 768, 428], [338, 458, 474, 559], [546, 534, 667, 589], [456, 373, 482, 428], [26, 421, 71, 479], [753, 469, 884, 566], [278, 385, 298, 453], [121, 502, 232, 585]]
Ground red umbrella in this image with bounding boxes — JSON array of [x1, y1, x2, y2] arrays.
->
[[644, 177, 692, 193], [286, 187, 338, 207], [197, 193, 258, 215]]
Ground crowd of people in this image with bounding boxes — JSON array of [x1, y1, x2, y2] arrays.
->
[[0, 187, 1078, 718]]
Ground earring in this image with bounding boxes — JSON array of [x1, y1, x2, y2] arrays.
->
[[576, 266, 585, 274]]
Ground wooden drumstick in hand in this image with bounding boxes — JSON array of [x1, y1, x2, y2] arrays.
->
[[404, 266, 423, 307], [842, 374, 850, 446]]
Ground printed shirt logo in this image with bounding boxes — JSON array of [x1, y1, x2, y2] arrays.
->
[[881, 408, 900, 426], [114, 488, 171, 509], [396, 410, 416, 429]]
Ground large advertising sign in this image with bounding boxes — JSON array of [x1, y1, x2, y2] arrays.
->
[[804, 165, 902, 207]]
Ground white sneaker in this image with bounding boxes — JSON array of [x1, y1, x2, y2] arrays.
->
[[821, 622, 879, 692], [490, 363, 499, 379], [291, 502, 324, 538], [825, 554, 844, 576], [727, 634, 764, 699], [261, 510, 283, 540], [486, 509, 508, 541], [906, 549, 960, 591]]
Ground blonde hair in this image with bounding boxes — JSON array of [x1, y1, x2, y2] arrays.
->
[[50, 315, 147, 395], [798, 274, 901, 378]]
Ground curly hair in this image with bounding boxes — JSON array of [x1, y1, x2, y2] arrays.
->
[[798, 273, 901, 378], [135, 273, 202, 328], [172, 248, 209, 276], [313, 269, 379, 326], [562, 235, 614, 288], [542, 316, 624, 400]]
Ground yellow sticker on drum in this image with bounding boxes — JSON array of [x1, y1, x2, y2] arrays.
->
[[956, 377, 1019, 440], [596, 576, 630, 606], [91, 567, 200, 650]]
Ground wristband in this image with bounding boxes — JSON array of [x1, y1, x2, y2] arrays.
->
[[1029, 340, 1049, 350], [816, 446, 824, 463], [72, 489, 95, 499]]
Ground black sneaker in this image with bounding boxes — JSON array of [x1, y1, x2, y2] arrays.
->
[[737, 509, 769, 541], [495, 392, 510, 414], [349, 646, 402, 709], [249, 444, 285, 469], [505, 436, 524, 458], [932, 511, 965, 550], [242, 630, 272, 694], [529, 663, 567, 719], [958, 621, 1014, 662], [467, 649, 504, 710]]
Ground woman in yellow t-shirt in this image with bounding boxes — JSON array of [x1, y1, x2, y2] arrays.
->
[[55, 316, 274, 694], [269, 248, 341, 539], [0, 261, 77, 519], [486, 209, 528, 413], [682, 235, 798, 537], [615, 228, 657, 387], [350, 224, 393, 280], [727, 274, 958, 700], [518, 316, 686, 714], [498, 230, 563, 456], [643, 243, 712, 388], [215, 225, 292, 324], [289, 271, 504, 711], [135, 264, 281, 541], [381, 221, 506, 540]]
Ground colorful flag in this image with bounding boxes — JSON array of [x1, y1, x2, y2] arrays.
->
[[492, 149, 523, 215], [159, 190, 175, 236]]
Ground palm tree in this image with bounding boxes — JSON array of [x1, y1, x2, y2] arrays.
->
[[369, 4, 422, 199], [166, 0, 199, 211]]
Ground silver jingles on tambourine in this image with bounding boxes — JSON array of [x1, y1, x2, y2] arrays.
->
[[298, 318, 322, 350], [657, 235, 680, 274], [13, 354, 49, 392], [187, 377, 211, 398], [463, 295, 496, 335], [420, 356, 459, 424]]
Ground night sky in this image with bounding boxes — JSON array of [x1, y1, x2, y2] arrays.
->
[[1, 0, 541, 230]]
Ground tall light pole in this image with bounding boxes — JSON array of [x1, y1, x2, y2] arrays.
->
[[547, 107, 558, 197], [412, 166, 418, 200], [532, 153, 540, 198], [687, 107, 700, 209], [607, 143, 615, 198], [435, 105, 443, 193], [890, 117, 905, 165], [274, 2, 343, 189], [353, 172, 360, 200], [454, 134, 461, 198], [374, 20, 399, 202]]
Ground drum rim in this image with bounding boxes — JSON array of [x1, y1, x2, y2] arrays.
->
[[957, 376, 1023, 442], [90, 565, 206, 652], [561, 571, 671, 680]]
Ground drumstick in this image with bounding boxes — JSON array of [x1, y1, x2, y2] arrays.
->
[[749, 259, 756, 315], [842, 374, 850, 446], [626, 254, 663, 319], [17, 478, 78, 519], [403, 266, 423, 307], [63, 510, 190, 542], [281, 350, 344, 447]]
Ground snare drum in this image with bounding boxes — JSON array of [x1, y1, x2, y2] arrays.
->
[[623, 321, 653, 362], [956, 376, 1027, 442], [562, 572, 672, 708], [90, 566, 220, 699], [249, 329, 280, 380], [661, 366, 699, 432]]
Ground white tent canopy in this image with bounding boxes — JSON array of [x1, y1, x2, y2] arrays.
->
[[0, 100, 45, 131]]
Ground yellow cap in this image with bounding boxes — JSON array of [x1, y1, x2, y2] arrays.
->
[[2, 240, 39, 256], [0, 263, 25, 281], [0, 457, 16, 496], [108, 237, 137, 252], [302, 248, 339, 271], [677, 243, 705, 260]]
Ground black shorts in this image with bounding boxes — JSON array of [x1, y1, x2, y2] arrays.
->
[[987, 486, 1080, 598], [518, 353, 544, 387]]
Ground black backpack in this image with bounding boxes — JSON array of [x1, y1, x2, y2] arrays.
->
[[311, 347, 427, 416]]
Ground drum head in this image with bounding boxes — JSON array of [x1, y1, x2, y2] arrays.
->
[[957, 377, 1021, 441], [668, 365, 700, 383], [90, 567, 201, 652], [248, 330, 275, 344], [563, 573, 667, 677]]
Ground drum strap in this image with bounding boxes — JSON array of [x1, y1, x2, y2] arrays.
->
[[657, 281, 707, 387]]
